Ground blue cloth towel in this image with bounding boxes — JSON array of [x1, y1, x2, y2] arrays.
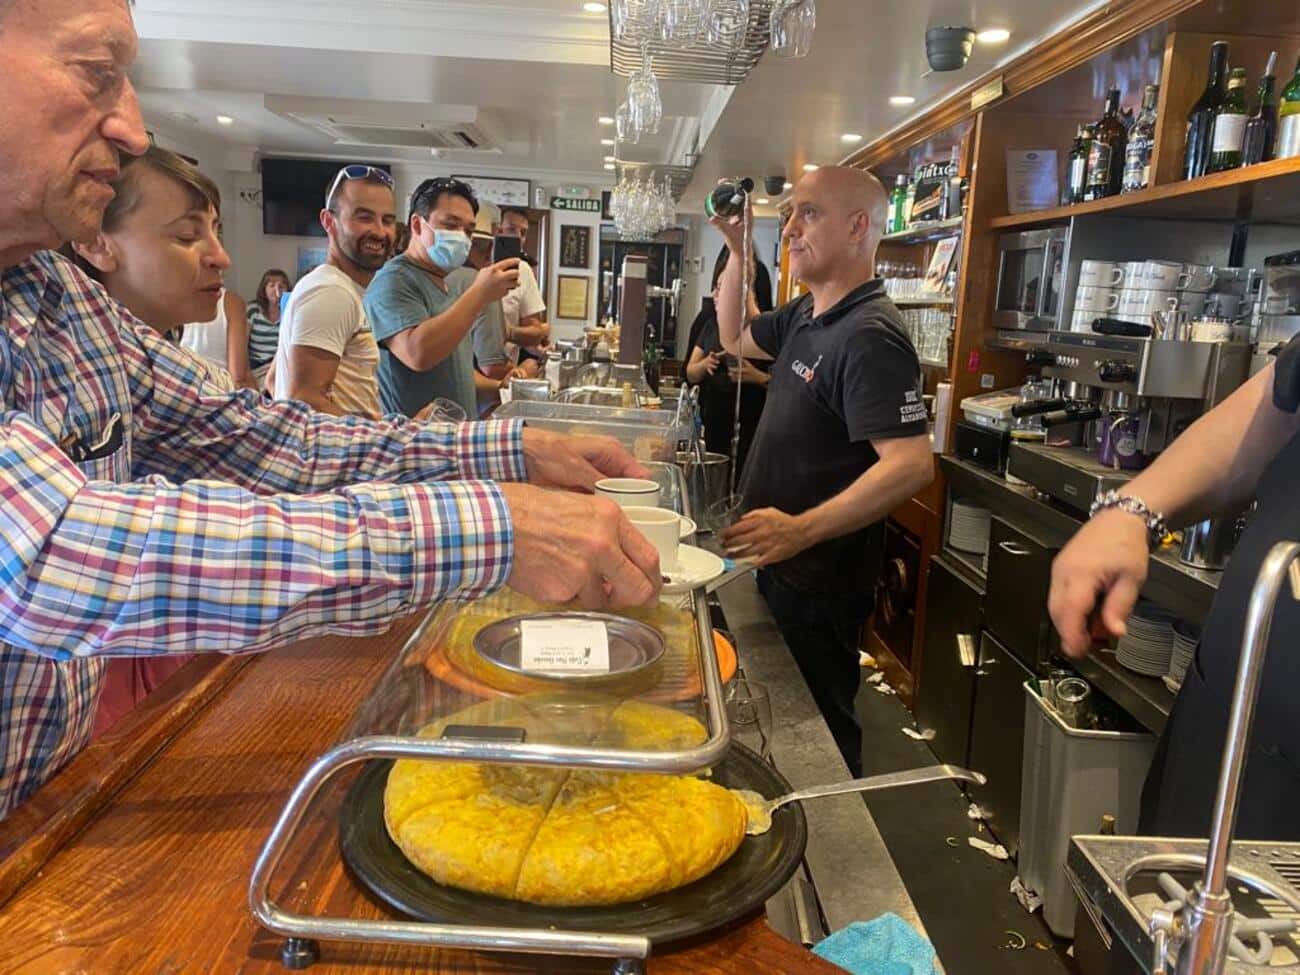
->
[[812, 913, 938, 975]]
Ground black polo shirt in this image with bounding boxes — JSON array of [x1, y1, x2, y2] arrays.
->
[[739, 279, 927, 595]]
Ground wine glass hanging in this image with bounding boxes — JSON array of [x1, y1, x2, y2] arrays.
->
[[611, 0, 809, 57], [610, 172, 676, 241]]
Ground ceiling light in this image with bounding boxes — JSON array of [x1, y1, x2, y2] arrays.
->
[[583, 1, 607, 11], [783, 181, 793, 190], [889, 95, 916, 107], [601, 137, 615, 146], [841, 133, 863, 144], [598, 115, 615, 126], [216, 115, 234, 126], [976, 27, 1011, 44], [802, 163, 819, 172], [755, 197, 770, 205], [603, 155, 616, 162], [604, 162, 616, 170]]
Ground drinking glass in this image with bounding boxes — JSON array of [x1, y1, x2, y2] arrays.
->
[[704, 492, 744, 535], [726, 678, 772, 760], [770, 0, 815, 58], [707, 0, 750, 50]]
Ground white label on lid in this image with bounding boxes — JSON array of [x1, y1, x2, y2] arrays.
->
[[519, 619, 610, 673], [1212, 114, 1246, 153]]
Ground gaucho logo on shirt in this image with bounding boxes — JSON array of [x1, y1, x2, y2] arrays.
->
[[792, 354, 823, 384]]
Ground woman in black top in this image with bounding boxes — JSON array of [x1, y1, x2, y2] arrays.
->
[[685, 246, 773, 478]]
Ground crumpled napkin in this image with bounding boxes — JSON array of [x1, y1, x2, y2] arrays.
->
[[812, 912, 938, 975]]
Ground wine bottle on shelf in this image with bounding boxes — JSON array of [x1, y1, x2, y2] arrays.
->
[[1084, 89, 1127, 201], [1122, 85, 1160, 192], [1064, 124, 1092, 204], [1185, 41, 1230, 179], [1242, 52, 1280, 166], [1278, 55, 1300, 160], [1209, 67, 1249, 172]]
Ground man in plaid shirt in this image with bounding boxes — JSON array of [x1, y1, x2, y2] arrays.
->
[[0, 0, 660, 819]]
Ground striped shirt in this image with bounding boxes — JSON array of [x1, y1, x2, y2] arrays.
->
[[246, 303, 280, 369], [0, 251, 527, 818]]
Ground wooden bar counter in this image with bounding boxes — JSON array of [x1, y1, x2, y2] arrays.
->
[[0, 615, 840, 975]]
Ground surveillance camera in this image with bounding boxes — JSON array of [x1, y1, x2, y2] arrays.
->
[[763, 175, 786, 196], [925, 26, 976, 72]]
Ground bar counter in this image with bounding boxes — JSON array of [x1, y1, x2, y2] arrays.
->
[[0, 595, 867, 974]]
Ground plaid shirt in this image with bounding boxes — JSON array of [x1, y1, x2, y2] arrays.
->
[[0, 251, 527, 817]]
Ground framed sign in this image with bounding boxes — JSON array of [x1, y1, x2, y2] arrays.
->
[[559, 225, 591, 269], [452, 174, 532, 208], [550, 196, 603, 213], [601, 190, 614, 221], [556, 275, 590, 320]]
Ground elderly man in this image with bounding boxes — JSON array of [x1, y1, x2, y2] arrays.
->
[[0, 0, 660, 819], [713, 167, 934, 775]]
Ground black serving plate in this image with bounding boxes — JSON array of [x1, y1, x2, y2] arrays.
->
[[338, 743, 807, 946]]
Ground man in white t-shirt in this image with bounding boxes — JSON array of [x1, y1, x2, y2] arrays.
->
[[273, 165, 397, 417], [496, 207, 549, 357]]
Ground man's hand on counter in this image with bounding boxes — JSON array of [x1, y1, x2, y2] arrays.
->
[[722, 507, 809, 567], [1048, 508, 1151, 657], [521, 429, 650, 491], [499, 483, 661, 608]]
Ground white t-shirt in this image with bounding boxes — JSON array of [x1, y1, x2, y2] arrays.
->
[[180, 288, 230, 368], [272, 263, 382, 418], [501, 261, 546, 329]]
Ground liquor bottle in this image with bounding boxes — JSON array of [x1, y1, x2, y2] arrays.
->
[[903, 171, 917, 229], [1084, 90, 1128, 201], [1122, 85, 1160, 192], [942, 146, 962, 221], [1242, 52, 1279, 165], [1185, 41, 1230, 179], [1064, 125, 1092, 204], [888, 174, 908, 233], [1209, 68, 1249, 171], [1278, 55, 1300, 160]]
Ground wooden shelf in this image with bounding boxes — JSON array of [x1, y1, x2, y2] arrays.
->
[[988, 155, 1300, 230], [880, 217, 965, 244]]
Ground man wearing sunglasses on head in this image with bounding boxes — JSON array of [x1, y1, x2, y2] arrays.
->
[[365, 178, 520, 420], [271, 164, 396, 418]]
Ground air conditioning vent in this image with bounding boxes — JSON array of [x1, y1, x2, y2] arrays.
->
[[265, 95, 504, 153]]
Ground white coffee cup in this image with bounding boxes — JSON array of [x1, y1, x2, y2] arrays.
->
[[1070, 309, 1099, 333], [1079, 260, 1124, 288], [1202, 292, 1241, 319], [1173, 290, 1209, 315], [1118, 287, 1178, 319], [625, 507, 680, 570], [1074, 285, 1120, 313], [1134, 260, 1183, 291], [595, 477, 661, 508], [1177, 263, 1217, 293]]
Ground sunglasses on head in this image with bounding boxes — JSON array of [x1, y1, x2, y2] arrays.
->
[[325, 164, 394, 209], [411, 177, 476, 211]]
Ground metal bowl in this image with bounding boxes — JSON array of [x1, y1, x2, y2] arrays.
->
[[472, 612, 666, 685]]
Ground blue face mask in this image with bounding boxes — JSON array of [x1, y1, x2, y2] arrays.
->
[[426, 229, 471, 270]]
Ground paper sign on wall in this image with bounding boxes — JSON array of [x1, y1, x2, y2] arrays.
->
[[520, 619, 610, 672]]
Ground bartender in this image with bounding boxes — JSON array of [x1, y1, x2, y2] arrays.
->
[[712, 167, 935, 775], [1049, 341, 1300, 838]]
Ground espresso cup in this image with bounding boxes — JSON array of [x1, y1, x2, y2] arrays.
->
[[1177, 263, 1217, 293], [1079, 260, 1124, 288], [1118, 288, 1178, 319], [1074, 285, 1120, 313], [595, 477, 661, 508], [625, 506, 681, 570], [1135, 260, 1183, 291], [1173, 290, 1209, 315], [1202, 292, 1241, 319]]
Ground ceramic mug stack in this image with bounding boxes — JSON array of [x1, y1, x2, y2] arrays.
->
[[1071, 260, 1124, 332], [1073, 260, 1221, 334]]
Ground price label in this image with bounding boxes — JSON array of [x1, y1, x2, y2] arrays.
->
[[519, 619, 610, 673]]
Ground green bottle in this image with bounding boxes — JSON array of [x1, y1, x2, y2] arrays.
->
[[1209, 68, 1249, 172], [1278, 56, 1300, 159], [888, 175, 908, 233]]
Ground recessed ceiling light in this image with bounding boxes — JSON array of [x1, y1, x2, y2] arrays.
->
[[604, 162, 616, 170], [216, 115, 234, 126], [603, 155, 616, 162], [583, 1, 607, 11], [600, 137, 616, 146], [841, 133, 863, 144], [755, 197, 770, 205], [783, 181, 793, 190], [889, 95, 916, 107], [598, 115, 615, 126], [802, 163, 819, 172], [976, 27, 1011, 44]]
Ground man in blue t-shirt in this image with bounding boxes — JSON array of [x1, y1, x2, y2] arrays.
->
[[365, 178, 520, 418], [713, 166, 935, 775]]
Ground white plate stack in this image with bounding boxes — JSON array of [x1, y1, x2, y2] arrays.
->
[[1116, 601, 1177, 677], [1165, 620, 1199, 690], [949, 500, 991, 556]]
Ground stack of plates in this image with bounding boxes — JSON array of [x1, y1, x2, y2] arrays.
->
[[950, 500, 991, 556], [1116, 601, 1177, 677], [1166, 620, 1199, 689]]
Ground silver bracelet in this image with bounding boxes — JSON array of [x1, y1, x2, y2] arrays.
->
[[1089, 490, 1168, 547]]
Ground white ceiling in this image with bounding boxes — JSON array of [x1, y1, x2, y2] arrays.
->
[[131, 0, 1104, 209]]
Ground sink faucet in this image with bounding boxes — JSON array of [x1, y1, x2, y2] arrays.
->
[[1151, 541, 1300, 974]]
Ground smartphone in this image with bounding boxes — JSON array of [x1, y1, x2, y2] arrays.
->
[[492, 235, 523, 263]]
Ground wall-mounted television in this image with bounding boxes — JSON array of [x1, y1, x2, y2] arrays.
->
[[261, 158, 392, 237]]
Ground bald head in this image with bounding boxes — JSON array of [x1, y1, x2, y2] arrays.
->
[[802, 166, 889, 247], [783, 166, 888, 289]]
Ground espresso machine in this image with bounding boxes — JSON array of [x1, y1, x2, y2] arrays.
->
[[1004, 328, 1253, 515]]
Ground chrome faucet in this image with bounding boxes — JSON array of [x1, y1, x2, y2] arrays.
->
[[1149, 541, 1300, 974]]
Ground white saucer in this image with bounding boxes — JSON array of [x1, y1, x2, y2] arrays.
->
[[661, 545, 727, 595], [678, 516, 697, 539]]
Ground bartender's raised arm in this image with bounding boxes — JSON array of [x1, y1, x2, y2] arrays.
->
[[1050, 357, 1300, 657], [710, 207, 774, 361]]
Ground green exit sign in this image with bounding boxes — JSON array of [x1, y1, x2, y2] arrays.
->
[[551, 197, 603, 212]]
